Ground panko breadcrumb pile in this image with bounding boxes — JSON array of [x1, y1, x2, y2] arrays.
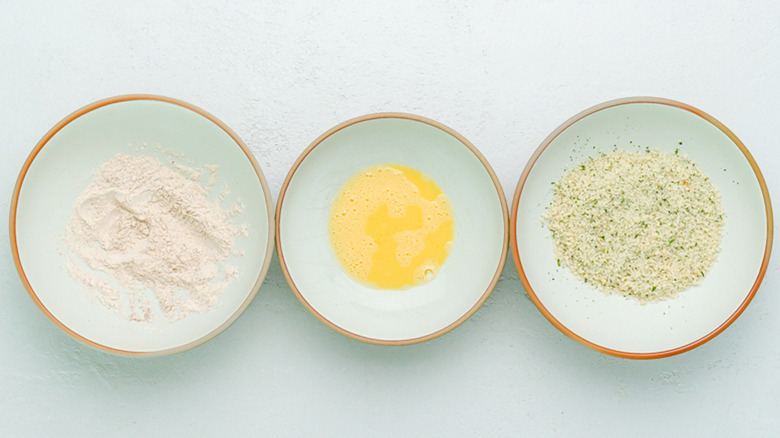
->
[[544, 150, 724, 303]]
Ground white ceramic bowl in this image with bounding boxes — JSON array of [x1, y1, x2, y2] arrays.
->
[[511, 97, 773, 358], [10, 95, 275, 356], [277, 113, 508, 345]]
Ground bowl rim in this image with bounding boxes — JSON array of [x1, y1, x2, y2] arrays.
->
[[9, 94, 276, 357], [510, 96, 774, 359], [276, 112, 509, 345]]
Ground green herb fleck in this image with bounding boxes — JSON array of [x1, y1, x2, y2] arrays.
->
[[669, 239, 675, 244], [557, 259, 561, 267], [674, 148, 679, 155], [600, 236, 605, 240], [651, 286, 657, 292]]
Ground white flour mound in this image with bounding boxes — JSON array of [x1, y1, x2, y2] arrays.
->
[[65, 153, 239, 322]]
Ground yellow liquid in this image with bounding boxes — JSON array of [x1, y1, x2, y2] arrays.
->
[[328, 164, 455, 289]]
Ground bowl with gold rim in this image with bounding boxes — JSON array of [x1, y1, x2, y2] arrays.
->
[[511, 97, 772, 358], [276, 113, 508, 345], [10, 95, 274, 356]]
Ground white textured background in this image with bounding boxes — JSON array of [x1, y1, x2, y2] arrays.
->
[[2, 1, 779, 436]]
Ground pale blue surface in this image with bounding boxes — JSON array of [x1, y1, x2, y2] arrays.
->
[[2, 1, 778, 436]]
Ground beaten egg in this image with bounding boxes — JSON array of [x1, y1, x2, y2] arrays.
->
[[328, 164, 454, 289]]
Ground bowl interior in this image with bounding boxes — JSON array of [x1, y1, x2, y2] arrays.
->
[[514, 100, 770, 355], [279, 115, 506, 342], [13, 97, 273, 354]]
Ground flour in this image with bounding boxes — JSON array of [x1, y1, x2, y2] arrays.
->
[[65, 153, 243, 322]]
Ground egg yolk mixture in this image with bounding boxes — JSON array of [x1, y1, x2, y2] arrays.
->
[[328, 164, 455, 289]]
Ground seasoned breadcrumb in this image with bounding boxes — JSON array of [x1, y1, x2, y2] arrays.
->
[[544, 150, 724, 303]]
